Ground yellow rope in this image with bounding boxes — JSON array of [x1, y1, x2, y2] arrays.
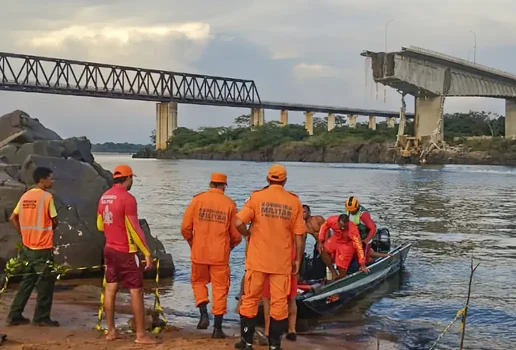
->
[[151, 259, 168, 334], [95, 259, 167, 334], [429, 307, 466, 350], [95, 274, 107, 334], [1, 257, 167, 334]]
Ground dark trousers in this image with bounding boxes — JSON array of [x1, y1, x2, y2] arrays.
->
[[7, 247, 55, 323]]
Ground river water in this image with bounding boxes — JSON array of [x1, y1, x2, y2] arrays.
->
[[94, 153, 516, 350]]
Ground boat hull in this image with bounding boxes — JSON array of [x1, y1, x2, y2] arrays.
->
[[296, 243, 411, 318]]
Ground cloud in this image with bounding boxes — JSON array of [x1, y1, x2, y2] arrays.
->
[[292, 63, 341, 80], [25, 23, 211, 48], [1, 0, 516, 143]]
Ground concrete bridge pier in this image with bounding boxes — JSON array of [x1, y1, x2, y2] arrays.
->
[[368, 116, 376, 130], [305, 112, 314, 135], [506, 99, 516, 138], [280, 109, 288, 126], [155, 102, 178, 150], [414, 95, 444, 142], [251, 108, 264, 126], [348, 115, 357, 129], [328, 113, 336, 131]]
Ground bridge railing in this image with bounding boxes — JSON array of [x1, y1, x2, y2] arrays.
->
[[0, 52, 261, 106]]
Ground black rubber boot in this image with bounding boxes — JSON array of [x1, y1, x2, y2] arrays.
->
[[211, 315, 226, 339], [234, 315, 255, 350], [285, 332, 297, 341], [196, 302, 210, 330], [268, 318, 287, 350], [6, 315, 30, 326]]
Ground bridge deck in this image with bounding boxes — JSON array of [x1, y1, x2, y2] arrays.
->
[[401, 46, 516, 84], [361, 46, 516, 98], [261, 101, 413, 118], [0, 51, 409, 118]]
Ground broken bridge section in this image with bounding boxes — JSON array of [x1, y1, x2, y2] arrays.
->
[[362, 46, 516, 141]]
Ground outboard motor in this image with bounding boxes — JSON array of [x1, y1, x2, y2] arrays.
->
[[372, 228, 391, 253]]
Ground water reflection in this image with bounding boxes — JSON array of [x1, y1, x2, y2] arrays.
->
[[94, 155, 516, 349]]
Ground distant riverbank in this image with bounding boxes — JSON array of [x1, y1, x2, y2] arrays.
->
[[132, 138, 516, 166], [132, 111, 516, 166], [92, 142, 150, 154]]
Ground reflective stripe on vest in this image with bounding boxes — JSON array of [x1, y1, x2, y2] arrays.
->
[[19, 191, 53, 232]]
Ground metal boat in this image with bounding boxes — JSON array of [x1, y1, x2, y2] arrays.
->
[[296, 243, 412, 318]]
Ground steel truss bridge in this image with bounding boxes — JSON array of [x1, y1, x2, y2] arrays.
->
[[0, 51, 412, 118]]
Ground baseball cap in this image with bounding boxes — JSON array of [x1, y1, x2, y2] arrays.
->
[[210, 172, 227, 184], [267, 164, 287, 182], [113, 165, 136, 179]]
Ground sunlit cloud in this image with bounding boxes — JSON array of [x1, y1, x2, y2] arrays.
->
[[292, 63, 341, 80], [26, 22, 212, 48]]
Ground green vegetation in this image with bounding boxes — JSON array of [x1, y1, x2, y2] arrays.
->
[[443, 111, 509, 152], [91, 142, 150, 153], [159, 111, 507, 154], [165, 114, 400, 154], [443, 111, 504, 142]]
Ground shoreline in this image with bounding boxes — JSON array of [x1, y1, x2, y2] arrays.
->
[[0, 281, 391, 349], [132, 141, 516, 167]]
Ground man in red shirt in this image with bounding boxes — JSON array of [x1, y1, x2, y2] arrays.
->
[[317, 214, 369, 281], [97, 165, 159, 344]]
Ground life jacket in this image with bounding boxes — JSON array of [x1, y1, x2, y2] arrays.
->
[[18, 189, 54, 250], [346, 205, 369, 241]]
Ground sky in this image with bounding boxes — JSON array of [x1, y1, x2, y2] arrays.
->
[[1, 0, 516, 143]]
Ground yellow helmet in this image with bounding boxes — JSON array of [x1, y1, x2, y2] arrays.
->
[[345, 196, 360, 212]]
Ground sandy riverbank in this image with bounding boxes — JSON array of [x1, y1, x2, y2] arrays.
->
[[0, 281, 396, 349]]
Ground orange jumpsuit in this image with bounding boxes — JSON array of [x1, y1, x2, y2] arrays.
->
[[180, 188, 242, 316], [319, 216, 366, 269], [237, 185, 305, 321]]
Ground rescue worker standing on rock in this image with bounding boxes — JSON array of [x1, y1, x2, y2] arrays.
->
[[181, 172, 242, 339], [6, 167, 59, 327], [235, 164, 305, 350], [97, 165, 159, 345]]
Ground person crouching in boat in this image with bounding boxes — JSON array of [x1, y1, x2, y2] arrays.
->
[[345, 196, 377, 257], [317, 214, 369, 281]]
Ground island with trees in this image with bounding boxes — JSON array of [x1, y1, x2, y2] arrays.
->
[[133, 111, 516, 165], [92, 142, 150, 154]]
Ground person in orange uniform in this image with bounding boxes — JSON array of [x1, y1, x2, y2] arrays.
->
[[180, 172, 242, 339], [96, 165, 159, 345], [317, 214, 369, 280], [261, 245, 298, 343], [6, 167, 59, 327], [235, 164, 305, 350]]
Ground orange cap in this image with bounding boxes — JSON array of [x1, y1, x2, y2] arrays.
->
[[113, 165, 136, 179], [210, 172, 227, 184], [267, 164, 287, 182]]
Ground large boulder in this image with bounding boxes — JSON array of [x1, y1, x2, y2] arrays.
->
[[0, 110, 174, 276], [0, 110, 61, 143]]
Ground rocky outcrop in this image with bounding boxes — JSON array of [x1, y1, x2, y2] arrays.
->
[[0, 110, 174, 277]]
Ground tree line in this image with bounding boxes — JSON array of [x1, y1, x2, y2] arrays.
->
[[148, 111, 506, 152], [92, 142, 150, 153]]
